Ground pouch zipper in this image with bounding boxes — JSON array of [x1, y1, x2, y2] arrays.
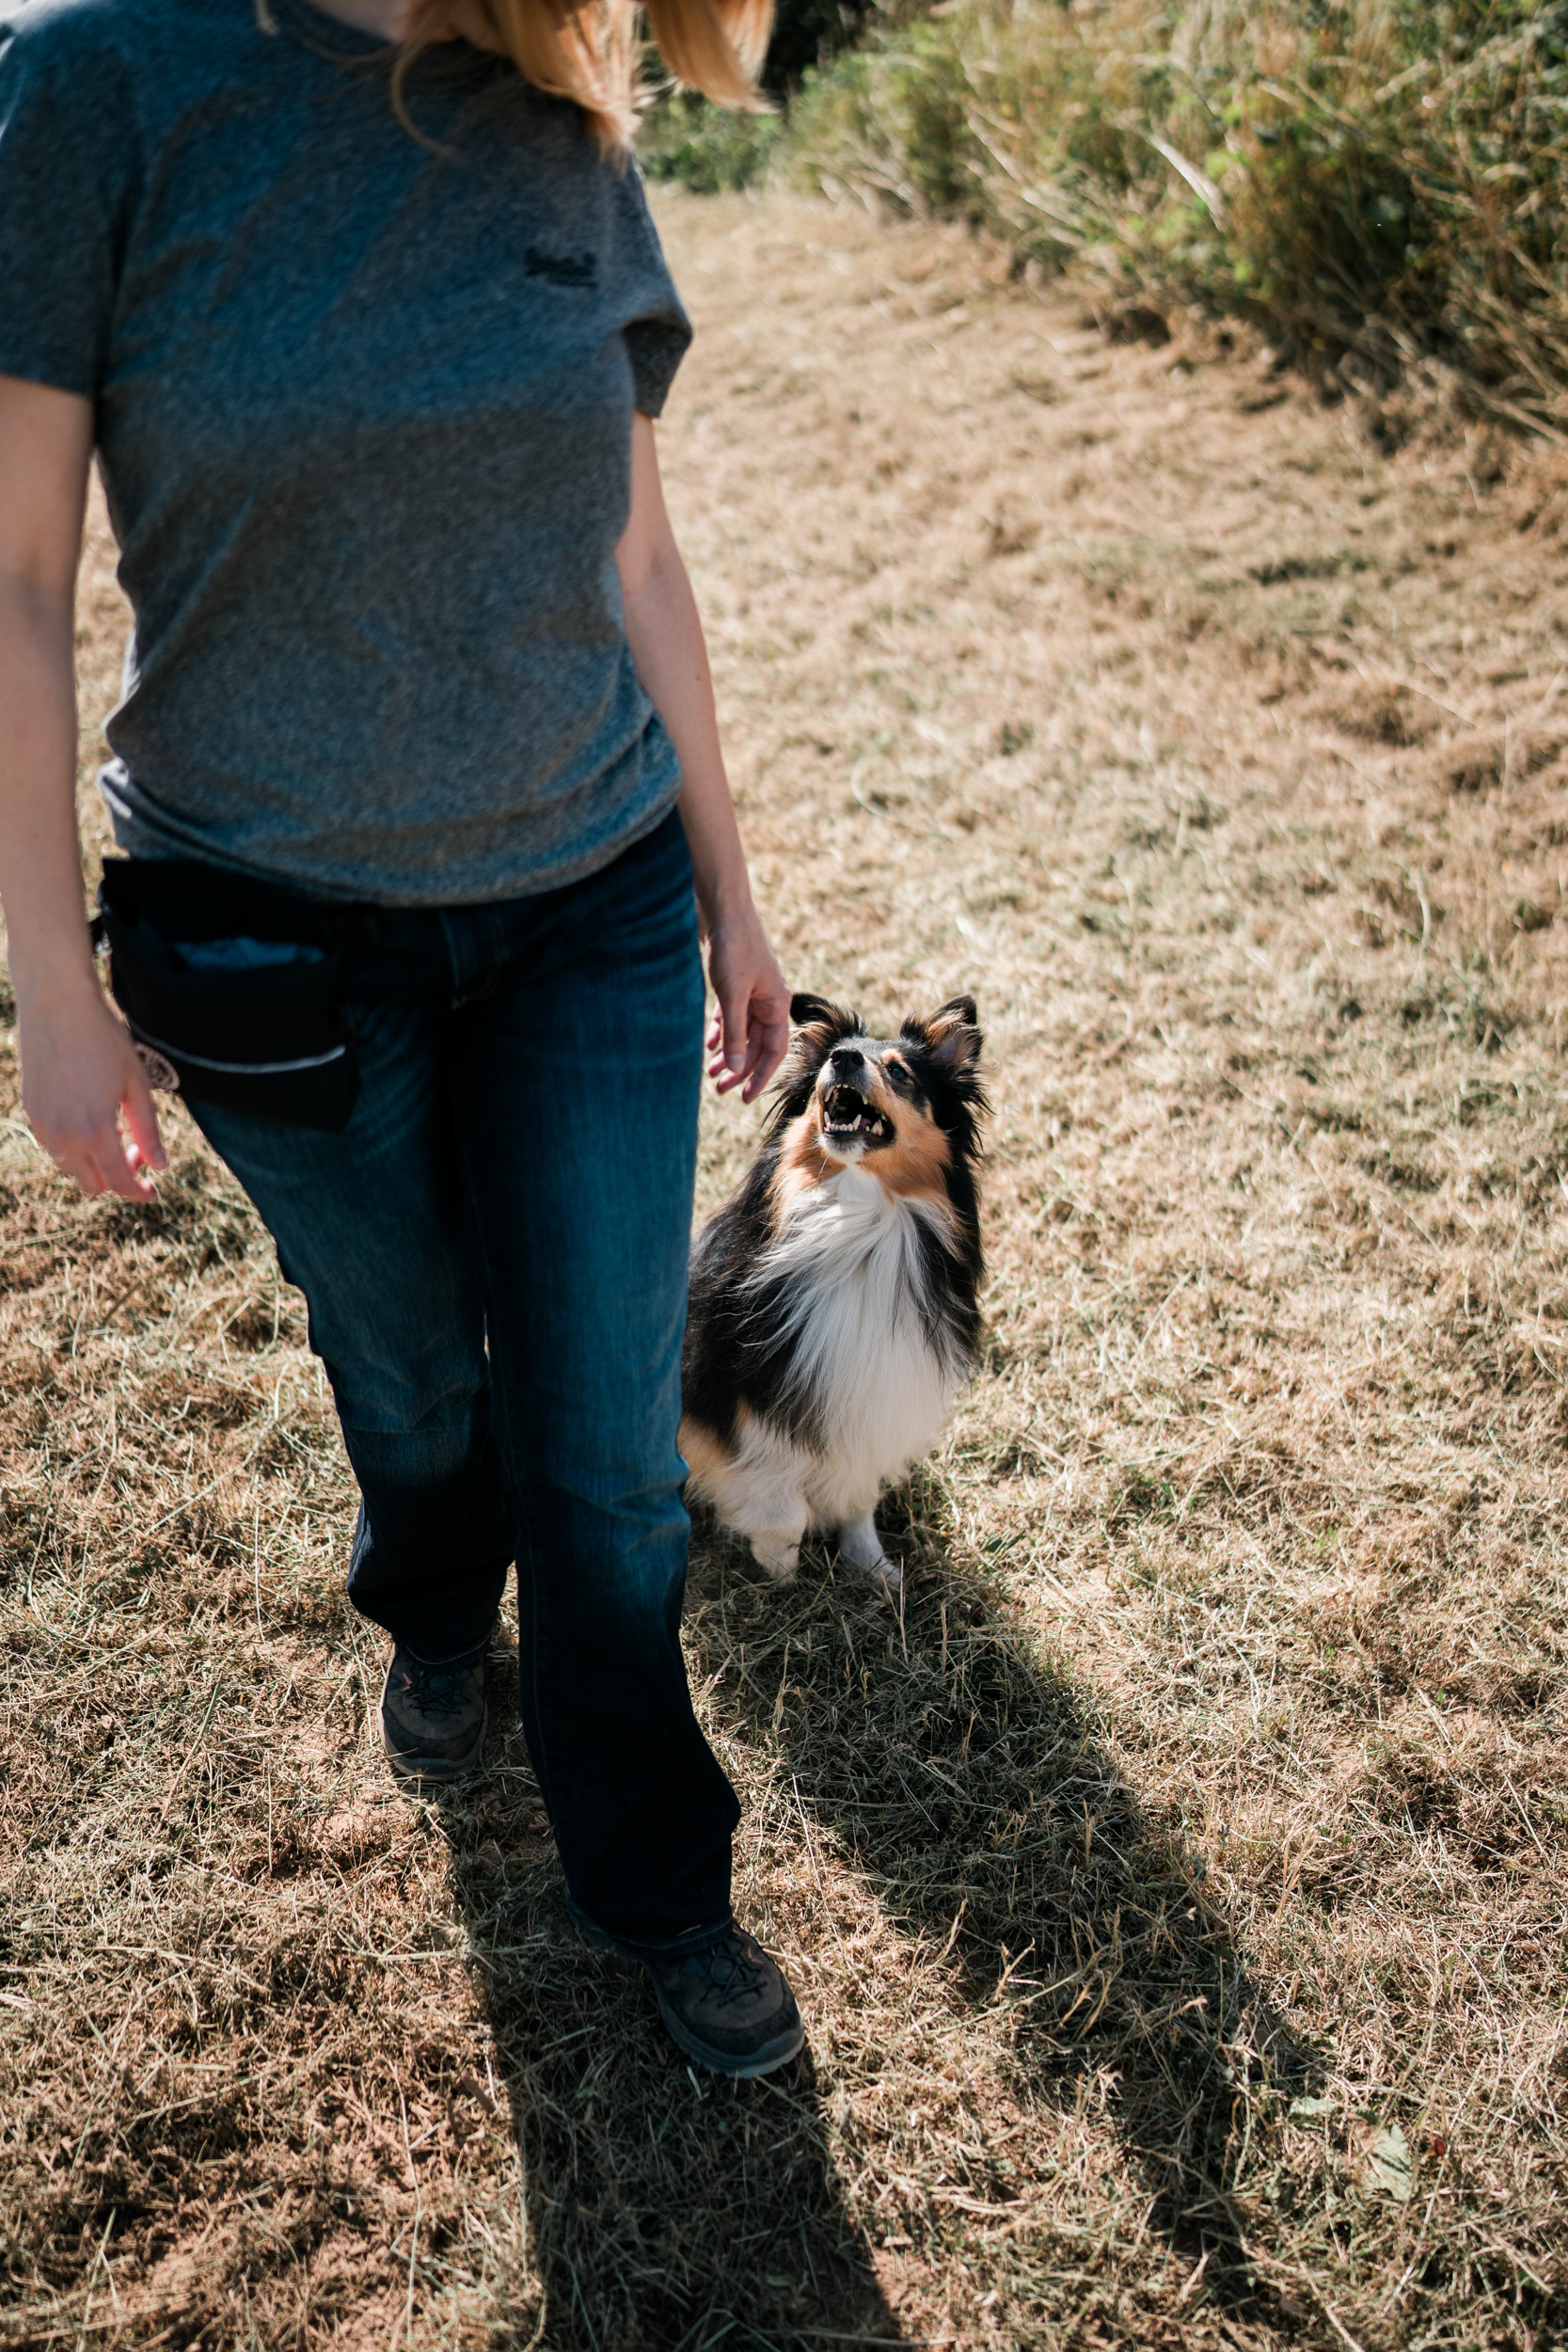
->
[[128, 1023, 348, 1077]]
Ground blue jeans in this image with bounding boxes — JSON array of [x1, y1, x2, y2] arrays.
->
[[191, 812, 740, 1948]]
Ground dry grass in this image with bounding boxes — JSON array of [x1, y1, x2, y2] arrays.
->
[[3, 188, 1567, 2350]]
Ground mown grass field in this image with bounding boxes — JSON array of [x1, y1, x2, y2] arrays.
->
[[2, 188, 1566, 2350]]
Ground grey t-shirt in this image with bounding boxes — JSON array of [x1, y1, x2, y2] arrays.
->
[[0, 0, 693, 903]]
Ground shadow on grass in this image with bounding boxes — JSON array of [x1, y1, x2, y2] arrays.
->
[[436, 1470, 1321, 2348], [438, 1656, 902, 2352], [679, 1470, 1325, 2342]]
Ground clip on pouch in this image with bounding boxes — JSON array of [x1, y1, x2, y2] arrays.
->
[[96, 858, 359, 1134]]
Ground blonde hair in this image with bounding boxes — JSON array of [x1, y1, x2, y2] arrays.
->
[[395, 0, 774, 156]]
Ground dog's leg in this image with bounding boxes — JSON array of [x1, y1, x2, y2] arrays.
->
[[748, 1523, 807, 1583], [838, 1509, 900, 1597], [704, 1418, 813, 1584], [698, 1478, 806, 1580], [736, 1482, 809, 1581]]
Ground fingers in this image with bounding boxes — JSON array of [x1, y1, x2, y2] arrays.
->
[[708, 976, 752, 1095], [720, 982, 751, 1080], [705, 1012, 736, 1086], [710, 1035, 756, 1094], [17, 990, 165, 1202], [739, 993, 791, 1104], [711, 995, 790, 1102], [704, 920, 791, 1101], [742, 1030, 789, 1101], [35, 1089, 161, 1201], [714, 1019, 763, 1097], [48, 1144, 104, 1197], [121, 1061, 168, 1177], [45, 1128, 157, 1200]]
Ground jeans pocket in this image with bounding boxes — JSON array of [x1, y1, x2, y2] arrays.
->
[[98, 858, 360, 1134]]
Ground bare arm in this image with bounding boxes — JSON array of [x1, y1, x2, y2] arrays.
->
[[616, 413, 789, 1102], [0, 373, 162, 1197]]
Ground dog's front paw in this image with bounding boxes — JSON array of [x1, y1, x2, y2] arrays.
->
[[865, 1554, 902, 1601], [838, 1512, 900, 1597], [750, 1537, 800, 1583]]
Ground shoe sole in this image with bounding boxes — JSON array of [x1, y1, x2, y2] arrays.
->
[[650, 1985, 805, 2079], [574, 1913, 805, 2078]]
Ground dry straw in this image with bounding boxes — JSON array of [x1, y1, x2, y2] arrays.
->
[[2, 189, 1565, 2347]]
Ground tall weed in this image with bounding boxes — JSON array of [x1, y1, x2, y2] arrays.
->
[[784, 0, 1568, 430]]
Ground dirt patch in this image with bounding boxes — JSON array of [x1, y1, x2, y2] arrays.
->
[[1, 189, 1564, 2348]]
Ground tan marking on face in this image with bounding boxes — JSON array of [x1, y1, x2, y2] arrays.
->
[[850, 1060, 956, 1208], [872, 1096, 955, 1205], [770, 1107, 841, 1220], [774, 1072, 957, 1217]]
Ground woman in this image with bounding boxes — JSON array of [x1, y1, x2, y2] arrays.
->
[[0, 0, 803, 2077]]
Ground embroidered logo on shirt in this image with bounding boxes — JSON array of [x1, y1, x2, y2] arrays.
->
[[524, 246, 597, 289]]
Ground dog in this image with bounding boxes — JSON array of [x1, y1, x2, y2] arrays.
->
[[680, 991, 986, 1593]]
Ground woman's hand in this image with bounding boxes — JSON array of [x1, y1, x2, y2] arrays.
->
[[18, 977, 166, 1200], [705, 903, 790, 1103]]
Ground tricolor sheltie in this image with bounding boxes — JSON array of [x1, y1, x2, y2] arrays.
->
[[681, 992, 987, 1594]]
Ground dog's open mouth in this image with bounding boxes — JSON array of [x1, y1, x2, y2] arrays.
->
[[820, 1083, 893, 1145]]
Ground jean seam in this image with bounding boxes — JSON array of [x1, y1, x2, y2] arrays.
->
[[448, 1123, 569, 1835]]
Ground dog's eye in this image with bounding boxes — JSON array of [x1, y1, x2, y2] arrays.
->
[[883, 1060, 913, 1094]]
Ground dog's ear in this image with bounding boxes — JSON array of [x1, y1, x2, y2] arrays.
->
[[790, 993, 860, 1055], [904, 994, 982, 1074]]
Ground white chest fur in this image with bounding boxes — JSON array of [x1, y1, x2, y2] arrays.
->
[[684, 1168, 968, 1583], [754, 1168, 958, 1488]]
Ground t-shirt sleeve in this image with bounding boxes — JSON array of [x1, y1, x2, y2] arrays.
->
[[617, 165, 692, 420], [626, 307, 691, 420], [0, 12, 131, 398]]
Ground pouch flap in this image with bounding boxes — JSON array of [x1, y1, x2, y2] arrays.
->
[[98, 857, 341, 953]]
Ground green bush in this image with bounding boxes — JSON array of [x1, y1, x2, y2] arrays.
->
[[639, 0, 888, 190], [784, 0, 1568, 430], [640, 89, 783, 193]]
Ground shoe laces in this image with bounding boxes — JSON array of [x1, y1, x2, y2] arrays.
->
[[398, 1655, 480, 1721], [686, 1930, 768, 2010]]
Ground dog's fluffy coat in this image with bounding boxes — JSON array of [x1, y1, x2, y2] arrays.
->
[[681, 993, 986, 1589]]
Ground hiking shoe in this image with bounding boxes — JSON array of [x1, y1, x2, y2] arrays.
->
[[578, 1914, 804, 2077], [381, 1642, 488, 1782]]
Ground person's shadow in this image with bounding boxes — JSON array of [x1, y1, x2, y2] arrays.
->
[[439, 1624, 901, 2348], [439, 1474, 1322, 2347]]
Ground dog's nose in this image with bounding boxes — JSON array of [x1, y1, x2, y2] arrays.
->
[[828, 1045, 864, 1074]]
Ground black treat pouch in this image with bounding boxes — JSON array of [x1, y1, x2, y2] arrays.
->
[[96, 859, 359, 1134]]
